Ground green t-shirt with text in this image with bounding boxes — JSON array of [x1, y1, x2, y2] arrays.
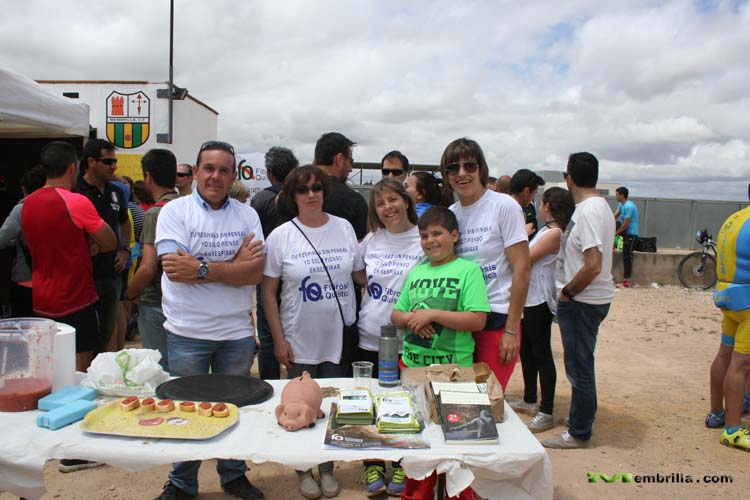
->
[[394, 257, 490, 368]]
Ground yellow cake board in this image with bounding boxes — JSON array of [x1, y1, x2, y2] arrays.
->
[[81, 400, 238, 440]]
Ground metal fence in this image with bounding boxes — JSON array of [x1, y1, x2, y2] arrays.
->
[[603, 197, 746, 250], [352, 186, 747, 251]]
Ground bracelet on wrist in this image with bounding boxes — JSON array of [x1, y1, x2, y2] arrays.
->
[[504, 329, 518, 336]]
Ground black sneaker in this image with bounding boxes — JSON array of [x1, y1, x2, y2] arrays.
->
[[58, 459, 105, 473], [154, 481, 195, 500], [222, 475, 265, 500]]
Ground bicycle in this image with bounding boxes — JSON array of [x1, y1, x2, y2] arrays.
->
[[677, 229, 717, 289]]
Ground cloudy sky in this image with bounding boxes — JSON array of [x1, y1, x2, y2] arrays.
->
[[2, 0, 749, 201]]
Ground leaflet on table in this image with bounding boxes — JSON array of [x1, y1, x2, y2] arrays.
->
[[337, 389, 373, 414], [374, 392, 420, 433], [323, 402, 430, 450]]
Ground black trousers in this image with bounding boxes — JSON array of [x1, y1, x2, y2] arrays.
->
[[622, 234, 636, 279], [520, 302, 556, 415]]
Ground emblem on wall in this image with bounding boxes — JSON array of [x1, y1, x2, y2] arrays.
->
[[106, 91, 150, 149]]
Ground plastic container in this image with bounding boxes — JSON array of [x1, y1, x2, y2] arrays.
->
[[0, 318, 56, 411], [378, 325, 400, 388]]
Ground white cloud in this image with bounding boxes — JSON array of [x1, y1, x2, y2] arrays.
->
[[1, 0, 748, 200]]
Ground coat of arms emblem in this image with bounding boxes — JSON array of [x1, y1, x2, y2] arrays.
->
[[106, 91, 150, 148]]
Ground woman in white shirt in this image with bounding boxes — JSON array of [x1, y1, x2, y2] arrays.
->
[[354, 178, 421, 497], [507, 187, 575, 433], [262, 164, 364, 499], [441, 138, 531, 391]]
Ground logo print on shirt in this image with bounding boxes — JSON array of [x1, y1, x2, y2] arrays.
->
[[366, 275, 382, 299], [299, 276, 323, 302]]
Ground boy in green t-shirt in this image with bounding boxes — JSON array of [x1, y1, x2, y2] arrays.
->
[[392, 206, 490, 368]]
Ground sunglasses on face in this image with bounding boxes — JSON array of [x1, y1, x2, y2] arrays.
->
[[199, 140, 235, 156], [176, 172, 192, 178], [295, 183, 324, 195], [445, 161, 479, 177], [563, 172, 569, 179], [96, 157, 118, 166], [382, 168, 405, 176]]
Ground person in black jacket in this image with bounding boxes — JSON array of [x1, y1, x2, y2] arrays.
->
[[251, 146, 298, 380]]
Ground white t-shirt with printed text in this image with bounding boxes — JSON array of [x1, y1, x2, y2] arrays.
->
[[451, 190, 528, 314], [264, 215, 363, 365], [356, 226, 424, 352], [556, 196, 615, 305], [155, 194, 264, 341]]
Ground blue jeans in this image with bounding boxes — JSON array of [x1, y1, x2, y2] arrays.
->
[[138, 305, 168, 370], [256, 284, 280, 379], [167, 332, 255, 495], [556, 299, 610, 441]]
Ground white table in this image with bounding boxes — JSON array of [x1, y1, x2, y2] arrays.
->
[[0, 378, 552, 500]]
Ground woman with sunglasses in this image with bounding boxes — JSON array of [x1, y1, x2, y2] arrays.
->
[[441, 138, 531, 391], [354, 178, 422, 497], [403, 171, 454, 217], [262, 164, 363, 499]]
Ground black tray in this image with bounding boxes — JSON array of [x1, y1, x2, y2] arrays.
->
[[155, 374, 273, 407]]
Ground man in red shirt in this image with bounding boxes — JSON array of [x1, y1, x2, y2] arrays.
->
[[21, 141, 116, 371]]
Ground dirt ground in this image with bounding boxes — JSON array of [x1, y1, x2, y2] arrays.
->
[[3, 286, 748, 500]]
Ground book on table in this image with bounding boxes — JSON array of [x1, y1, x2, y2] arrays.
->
[[335, 389, 374, 425], [374, 391, 420, 434], [434, 386, 498, 445]]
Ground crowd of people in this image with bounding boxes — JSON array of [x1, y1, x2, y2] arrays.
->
[[2, 133, 631, 500]]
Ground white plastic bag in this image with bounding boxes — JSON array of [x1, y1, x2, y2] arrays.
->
[[84, 348, 169, 396]]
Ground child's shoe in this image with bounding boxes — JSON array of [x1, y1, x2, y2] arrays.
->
[[363, 465, 386, 497], [386, 466, 406, 496], [705, 410, 725, 428]]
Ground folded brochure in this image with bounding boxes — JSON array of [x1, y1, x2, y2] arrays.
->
[[323, 402, 429, 450], [374, 392, 420, 433]]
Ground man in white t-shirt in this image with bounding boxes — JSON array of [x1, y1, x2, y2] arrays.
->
[[153, 141, 265, 500], [543, 152, 615, 450]]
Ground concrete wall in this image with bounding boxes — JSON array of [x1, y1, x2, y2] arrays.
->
[[612, 251, 689, 287]]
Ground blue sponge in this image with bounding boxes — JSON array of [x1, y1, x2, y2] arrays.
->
[[38, 386, 98, 411]]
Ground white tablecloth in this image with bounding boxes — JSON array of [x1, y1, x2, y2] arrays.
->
[[0, 378, 552, 500]]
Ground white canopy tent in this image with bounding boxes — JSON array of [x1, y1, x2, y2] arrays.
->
[[0, 68, 89, 138]]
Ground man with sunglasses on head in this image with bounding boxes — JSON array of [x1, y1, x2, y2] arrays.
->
[[153, 140, 265, 500], [175, 163, 193, 196], [380, 150, 410, 184], [314, 132, 368, 241], [74, 139, 131, 355]]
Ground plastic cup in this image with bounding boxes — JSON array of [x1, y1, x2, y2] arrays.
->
[[352, 361, 373, 389]]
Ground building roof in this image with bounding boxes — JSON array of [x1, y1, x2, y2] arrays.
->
[[35, 80, 218, 116]]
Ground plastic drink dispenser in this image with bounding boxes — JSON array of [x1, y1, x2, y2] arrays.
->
[[0, 318, 56, 411], [378, 324, 399, 387]]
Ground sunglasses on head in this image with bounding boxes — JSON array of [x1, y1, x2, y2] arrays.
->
[[176, 172, 192, 178], [95, 157, 118, 166], [295, 183, 323, 195], [445, 161, 479, 177], [382, 168, 405, 176], [199, 140, 235, 155]]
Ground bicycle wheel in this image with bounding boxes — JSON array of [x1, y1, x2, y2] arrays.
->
[[677, 252, 717, 289]]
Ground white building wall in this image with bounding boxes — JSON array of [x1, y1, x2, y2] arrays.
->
[[39, 81, 218, 180]]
